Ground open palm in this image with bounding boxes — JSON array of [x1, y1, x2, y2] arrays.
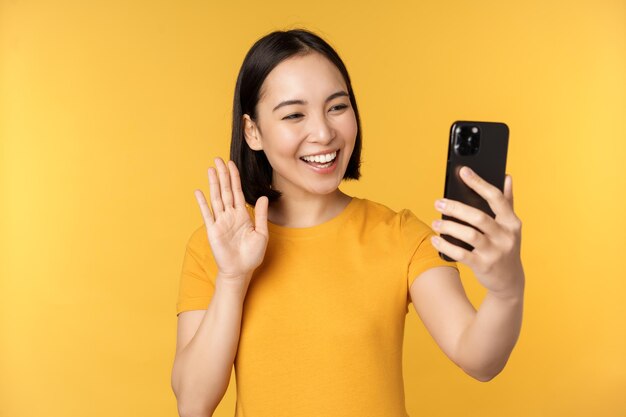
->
[[194, 158, 269, 279]]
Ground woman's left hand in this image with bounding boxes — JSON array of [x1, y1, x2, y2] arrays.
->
[[431, 166, 525, 300]]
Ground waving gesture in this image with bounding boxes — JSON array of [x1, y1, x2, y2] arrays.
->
[[431, 166, 525, 300], [194, 158, 269, 282]]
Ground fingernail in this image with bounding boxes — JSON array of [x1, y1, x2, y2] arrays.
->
[[461, 166, 473, 178], [432, 220, 442, 230], [435, 199, 446, 210], [431, 236, 440, 246]]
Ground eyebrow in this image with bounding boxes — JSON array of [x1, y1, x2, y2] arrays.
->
[[272, 91, 349, 112]]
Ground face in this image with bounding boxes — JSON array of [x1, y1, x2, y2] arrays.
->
[[243, 52, 358, 199]]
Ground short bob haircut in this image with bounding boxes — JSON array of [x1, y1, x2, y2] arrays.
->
[[230, 28, 363, 206]]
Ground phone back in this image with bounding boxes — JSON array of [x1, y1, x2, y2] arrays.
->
[[440, 121, 509, 261]]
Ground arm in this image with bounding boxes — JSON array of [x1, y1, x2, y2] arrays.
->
[[411, 167, 527, 381], [409, 266, 524, 382], [171, 274, 250, 417], [455, 279, 524, 381], [171, 158, 269, 416]]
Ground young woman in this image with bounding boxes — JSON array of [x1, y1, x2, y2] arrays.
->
[[171, 29, 525, 417]]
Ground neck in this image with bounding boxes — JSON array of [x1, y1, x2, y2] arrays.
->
[[268, 189, 352, 228]]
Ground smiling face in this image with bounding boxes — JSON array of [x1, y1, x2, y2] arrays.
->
[[242, 52, 358, 200]]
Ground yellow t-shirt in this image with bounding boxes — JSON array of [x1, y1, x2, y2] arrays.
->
[[176, 196, 458, 416]]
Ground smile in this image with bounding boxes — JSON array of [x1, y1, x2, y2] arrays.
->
[[299, 150, 340, 172], [299, 150, 337, 165]]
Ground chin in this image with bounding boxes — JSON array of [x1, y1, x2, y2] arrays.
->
[[308, 183, 342, 196]]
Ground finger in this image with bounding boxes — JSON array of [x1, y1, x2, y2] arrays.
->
[[228, 160, 246, 209], [435, 198, 500, 237], [194, 189, 215, 227], [215, 158, 233, 210], [208, 167, 224, 213], [504, 174, 514, 210], [459, 166, 515, 222], [254, 196, 269, 237], [432, 219, 489, 251], [215, 158, 234, 209], [431, 234, 476, 266]]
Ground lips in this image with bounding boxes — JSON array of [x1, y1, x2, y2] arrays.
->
[[301, 149, 337, 166], [300, 149, 339, 162], [299, 149, 340, 173]]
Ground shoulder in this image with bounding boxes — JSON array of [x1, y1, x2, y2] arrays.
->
[[355, 199, 436, 258], [189, 223, 207, 243], [182, 223, 219, 276], [355, 198, 402, 222], [356, 198, 429, 232], [185, 224, 210, 258]]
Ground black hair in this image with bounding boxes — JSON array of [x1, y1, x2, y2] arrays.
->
[[229, 28, 362, 205]]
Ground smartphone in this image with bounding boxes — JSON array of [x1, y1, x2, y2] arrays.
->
[[438, 121, 509, 262]]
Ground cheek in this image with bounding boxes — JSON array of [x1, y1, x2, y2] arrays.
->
[[339, 113, 358, 143], [263, 126, 303, 158]]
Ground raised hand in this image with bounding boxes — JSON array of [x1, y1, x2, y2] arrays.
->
[[194, 158, 269, 282], [430, 166, 525, 300]]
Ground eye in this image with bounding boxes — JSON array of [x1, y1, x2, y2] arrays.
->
[[282, 113, 303, 120], [329, 104, 349, 112]]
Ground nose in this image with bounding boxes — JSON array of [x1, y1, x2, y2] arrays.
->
[[307, 112, 335, 144]]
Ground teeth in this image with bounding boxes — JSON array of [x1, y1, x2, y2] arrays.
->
[[301, 151, 337, 163]]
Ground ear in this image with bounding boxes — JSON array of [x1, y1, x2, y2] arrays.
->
[[243, 114, 262, 151]]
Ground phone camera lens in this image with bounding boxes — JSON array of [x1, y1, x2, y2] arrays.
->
[[454, 125, 480, 156]]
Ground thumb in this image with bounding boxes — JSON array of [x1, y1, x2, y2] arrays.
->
[[254, 196, 269, 236]]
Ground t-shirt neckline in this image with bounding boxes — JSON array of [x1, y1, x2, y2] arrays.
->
[[265, 196, 361, 239]]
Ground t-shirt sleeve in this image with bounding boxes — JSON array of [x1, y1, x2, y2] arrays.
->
[[400, 209, 459, 292], [176, 225, 218, 316]]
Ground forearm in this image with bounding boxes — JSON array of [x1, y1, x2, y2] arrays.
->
[[172, 275, 250, 417], [455, 279, 525, 382]]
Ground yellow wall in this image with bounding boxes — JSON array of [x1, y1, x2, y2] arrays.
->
[[1, 1, 624, 416]]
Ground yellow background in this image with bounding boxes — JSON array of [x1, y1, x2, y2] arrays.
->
[[1, 1, 625, 416]]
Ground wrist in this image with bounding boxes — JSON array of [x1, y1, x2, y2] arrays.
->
[[488, 282, 525, 303], [216, 272, 252, 294]]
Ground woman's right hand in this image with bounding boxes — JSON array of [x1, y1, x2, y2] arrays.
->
[[194, 157, 269, 283]]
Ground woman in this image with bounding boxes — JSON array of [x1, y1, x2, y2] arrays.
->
[[171, 29, 525, 417]]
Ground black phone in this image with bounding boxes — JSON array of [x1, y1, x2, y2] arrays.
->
[[439, 121, 509, 262]]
